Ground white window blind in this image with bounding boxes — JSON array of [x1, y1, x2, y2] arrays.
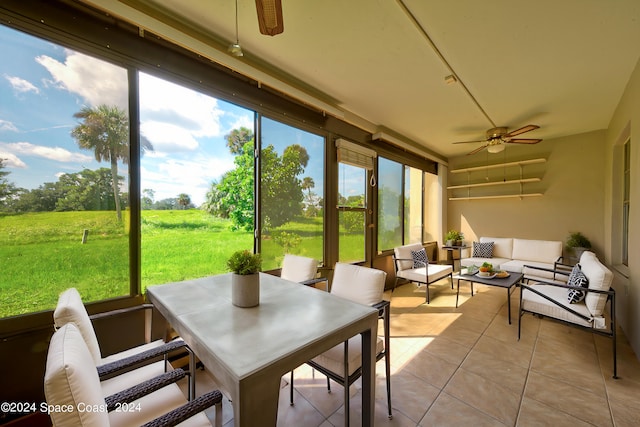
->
[[336, 138, 377, 170]]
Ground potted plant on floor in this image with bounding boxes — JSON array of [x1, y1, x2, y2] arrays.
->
[[227, 250, 262, 307], [566, 232, 592, 262]]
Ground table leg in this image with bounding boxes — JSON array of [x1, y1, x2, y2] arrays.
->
[[361, 322, 376, 427], [455, 278, 460, 308], [236, 376, 281, 427], [507, 288, 511, 324]]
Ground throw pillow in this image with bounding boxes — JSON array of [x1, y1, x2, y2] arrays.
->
[[410, 248, 428, 269], [567, 264, 589, 303], [472, 241, 494, 258]]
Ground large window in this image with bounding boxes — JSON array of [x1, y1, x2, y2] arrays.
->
[[376, 157, 425, 252], [378, 158, 403, 250], [139, 73, 255, 288], [622, 138, 630, 266], [259, 117, 324, 270], [338, 163, 367, 263], [0, 26, 130, 316]]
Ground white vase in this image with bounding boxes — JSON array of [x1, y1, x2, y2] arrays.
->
[[231, 273, 260, 307]]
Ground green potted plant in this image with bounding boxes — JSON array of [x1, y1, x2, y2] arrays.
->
[[445, 230, 464, 247], [566, 232, 592, 261], [227, 250, 262, 307]]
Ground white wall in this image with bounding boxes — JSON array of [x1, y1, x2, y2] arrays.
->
[[605, 56, 640, 356]]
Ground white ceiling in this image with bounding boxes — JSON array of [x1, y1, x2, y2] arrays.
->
[[88, 0, 640, 159]]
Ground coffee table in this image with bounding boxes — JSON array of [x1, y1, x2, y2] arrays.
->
[[453, 271, 524, 324]]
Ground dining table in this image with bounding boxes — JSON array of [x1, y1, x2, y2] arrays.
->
[[146, 272, 379, 427]]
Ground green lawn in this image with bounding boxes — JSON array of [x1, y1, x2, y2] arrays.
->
[[0, 209, 364, 318]]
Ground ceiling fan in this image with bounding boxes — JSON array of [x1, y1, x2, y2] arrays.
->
[[453, 125, 542, 155], [255, 0, 284, 36]]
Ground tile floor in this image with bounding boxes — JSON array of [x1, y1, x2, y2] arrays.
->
[[183, 279, 640, 426]]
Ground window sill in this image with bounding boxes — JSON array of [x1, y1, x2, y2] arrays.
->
[[612, 264, 630, 279]]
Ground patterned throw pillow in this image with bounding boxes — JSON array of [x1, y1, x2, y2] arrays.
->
[[410, 248, 428, 269], [472, 241, 494, 258], [567, 264, 589, 303]]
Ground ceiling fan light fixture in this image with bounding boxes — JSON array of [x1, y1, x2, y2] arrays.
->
[[487, 144, 505, 154], [255, 0, 284, 36], [228, 42, 244, 57], [229, 0, 244, 57]]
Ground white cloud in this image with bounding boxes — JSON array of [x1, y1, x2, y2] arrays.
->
[[141, 121, 199, 152], [0, 119, 18, 132], [141, 156, 235, 205], [0, 151, 27, 168], [36, 51, 128, 109], [0, 142, 93, 163], [4, 75, 39, 94], [139, 73, 224, 153], [226, 114, 254, 134]]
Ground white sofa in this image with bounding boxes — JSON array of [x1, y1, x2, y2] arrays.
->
[[461, 236, 563, 281]]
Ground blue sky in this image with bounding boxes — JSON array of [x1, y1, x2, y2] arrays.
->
[[0, 24, 328, 207]]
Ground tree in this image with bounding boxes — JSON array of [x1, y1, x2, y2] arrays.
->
[[177, 193, 192, 209], [71, 104, 153, 221], [261, 144, 309, 227], [225, 127, 253, 155], [0, 159, 18, 209], [141, 189, 155, 210]]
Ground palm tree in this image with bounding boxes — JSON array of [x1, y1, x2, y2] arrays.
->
[[71, 104, 153, 221], [177, 193, 191, 210]]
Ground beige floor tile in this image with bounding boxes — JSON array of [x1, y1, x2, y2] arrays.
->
[[460, 349, 529, 395], [517, 396, 596, 427], [420, 392, 507, 427], [472, 334, 534, 370], [530, 350, 607, 395], [421, 335, 472, 366], [609, 398, 640, 427], [385, 370, 441, 423], [402, 348, 459, 388], [524, 371, 613, 426], [443, 368, 521, 425]]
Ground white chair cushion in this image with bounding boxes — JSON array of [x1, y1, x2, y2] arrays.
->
[[394, 243, 424, 271], [331, 263, 386, 306], [512, 239, 562, 264], [522, 284, 598, 328], [44, 323, 109, 427], [54, 288, 103, 365], [581, 253, 613, 317], [281, 254, 318, 282], [311, 335, 384, 377], [480, 237, 513, 259], [396, 264, 452, 284]]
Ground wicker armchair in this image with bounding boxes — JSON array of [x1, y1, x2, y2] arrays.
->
[[54, 288, 196, 399], [45, 323, 222, 427]]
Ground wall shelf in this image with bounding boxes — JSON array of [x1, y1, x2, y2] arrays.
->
[[450, 158, 546, 174], [447, 177, 540, 190], [448, 158, 546, 201], [449, 193, 544, 201]]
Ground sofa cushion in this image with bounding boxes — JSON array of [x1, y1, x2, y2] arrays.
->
[[394, 243, 424, 271], [472, 241, 494, 258], [521, 284, 601, 329], [481, 237, 513, 259], [567, 265, 589, 303], [512, 239, 562, 264], [580, 252, 613, 317], [411, 248, 428, 268]]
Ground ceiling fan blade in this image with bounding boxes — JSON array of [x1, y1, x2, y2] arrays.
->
[[255, 0, 284, 36], [506, 138, 542, 144], [452, 139, 487, 144], [505, 124, 539, 137], [467, 145, 488, 155]]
